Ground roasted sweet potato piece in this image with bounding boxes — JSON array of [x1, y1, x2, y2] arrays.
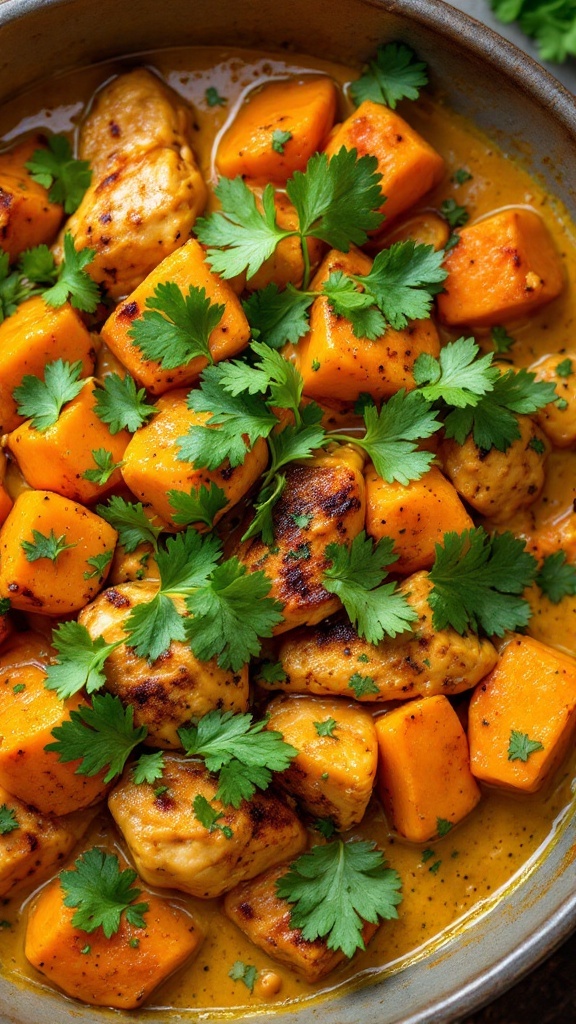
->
[[108, 755, 307, 898], [0, 296, 95, 435], [532, 352, 576, 448], [0, 632, 109, 815], [216, 76, 338, 185], [437, 208, 564, 327], [375, 694, 481, 842], [224, 863, 379, 982], [380, 210, 450, 251], [0, 484, 12, 528], [292, 247, 440, 403], [121, 389, 268, 529], [6, 378, 130, 504], [25, 867, 204, 1009], [365, 464, 474, 574], [0, 490, 117, 615], [468, 635, 576, 793], [265, 694, 378, 830], [100, 239, 250, 394], [324, 101, 445, 224], [0, 135, 63, 260]]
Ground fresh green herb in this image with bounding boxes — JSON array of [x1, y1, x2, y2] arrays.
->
[[528, 436, 546, 454], [0, 598, 10, 616], [357, 653, 370, 663], [44, 621, 121, 699], [556, 397, 568, 410], [440, 198, 469, 229], [443, 368, 557, 452], [178, 709, 297, 809], [132, 750, 166, 786], [428, 527, 538, 636], [314, 718, 339, 738], [287, 543, 311, 560], [348, 672, 380, 698], [83, 447, 123, 486], [556, 357, 573, 377], [292, 512, 313, 529], [413, 336, 497, 408], [80, 945, 91, 955], [271, 129, 292, 153], [349, 42, 428, 109], [21, 529, 76, 563], [243, 283, 315, 349], [315, 817, 337, 838], [193, 794, 234, 838], [14, 358, 85, 431], [452, 168, 473, 185], [83, 550, 114, 581], [25, 134, 91, 214], [93, 372, 156, 434], [436, 818, 453, 837], [60, 848, 148, 937], [491, 325, 516, 353], [490, 0, 576, 63], [429, 860, 442, 874], [128, 283, 224, 369], [0, 805, 18, 836], [507, 730, 545, 762], [276, 839, 402, 957], [12, 683, 25, 694], [45, 692, 147, 783], [96, 496, 163, 553], [421, 848, 435, 863], [536, 550, 576, 604], [256, 661, 287, 685], [228, 961, 257, 993], [167, 483, 228, 528], [42, 232, 100, 312], [205, 86, 227, 106], [129, 938, 140, 949]]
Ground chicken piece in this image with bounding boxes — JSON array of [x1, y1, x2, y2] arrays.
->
[[231, 445, 366, 634], [274, 572, 498, 700], [0, 785, 93, 898], [531, 352, 576, 448], [224, 863, 379, 982], [79, 581, 249, 748], [265, 695, 378, 830], [439, 415, 549, 522], [61, 69, 207, 298], [108, 755, 307, 898]]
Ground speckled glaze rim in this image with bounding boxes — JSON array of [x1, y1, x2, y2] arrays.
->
[[0, 1, 574, 1022]]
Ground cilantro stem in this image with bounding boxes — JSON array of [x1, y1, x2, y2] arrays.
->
[[300, 234, 312, 292]]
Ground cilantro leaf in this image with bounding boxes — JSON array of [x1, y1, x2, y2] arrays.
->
[[45, 692, 147, 783], [352, 240, 447, 330], [321, 271, 386, 340], [196, 178, 291, 279], [536, 550, 576, 604], [314, 718, 338, 738], [193, 793, 233, 838], [276, 839, 402, 957], [25, 134, 91, 214], [95, 496, 162, 553], [93, 373, 156, 433], [132, 750, 166, 785], [19, 244, 59, 285], [272, 129, 292, 153], [128, 283, 224, 369], [167, 483, 228, 527], [0, 253, 29, 322], [255, 660, 287, 685], [217, 340, 305, 414], [13, 357, 85, 431], [205, 86, 227, 106], [490, 0, 576, 63], [323, 532, 417, 644], [413, 337, 498, 408], [349, 43, 428, 109], [314, 817, 337, 838], [452, 168, 473, 185], [339, 390, 440, 485], [444, 368, 557, 451], [44, 621, 121, 699], [83, 550, 113, 580], [243, 283, 314, 349], [42, 232, 100, 312], [228, 961, 257, 992], [428, 527, 538, 636], [440, 198, 469, 229], [21, 528, 76, 563], [60, 848, 148, 938], [491, 325, 516, 353], [82, 447, 123, 486], [507, 729, 544, 762], [178, 709, 297, 808], [0, 805, 19, 836], [348, 673, 379, 698], [436, 818, 453, 837]]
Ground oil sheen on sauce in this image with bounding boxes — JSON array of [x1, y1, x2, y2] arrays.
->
[[0, 45, 575, 1015]]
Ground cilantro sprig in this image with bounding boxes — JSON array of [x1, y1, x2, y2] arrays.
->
[[0, 805, 19, 836], [14, 358, 85, 431], [44, 621, 123, 700], [0, 234, 99, 324], [128, 283, 225, 369], [349, 42, 428, 109], [507, 729, 544, 762], [276, 839, 402, 957], [96, 496, 163, 553], [536, 550, 576, 604], [93, 372, 156, 434], [25, 134, 91, 214], [45, 693, 147, 783], [60, 848, 148, 938], [490, 0, 576, 62], [21, 528, 76, 563], [443, 368, 557, 452]]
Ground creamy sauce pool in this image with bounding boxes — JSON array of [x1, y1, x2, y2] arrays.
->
[[0, 45, 575, 1015]]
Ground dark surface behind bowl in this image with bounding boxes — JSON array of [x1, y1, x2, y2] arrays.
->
[[0, 1, 575, 1022]]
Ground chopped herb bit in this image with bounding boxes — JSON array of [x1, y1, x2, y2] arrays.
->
[[348, 672, 380, 698], [452, 168, 473, 185], [291, 512, 313, 529], [21, 528, 76, 563], [25, 134, 91, 214], [311, 359, 321, 371], [193, 793, 233, 838], [350, 42, 428, 109], [491, 325, 516, 353], [315, 817, 337, 838], [0, 598, 10, 616], [287, 543, 311, 560], [421, 848, 435, 863], [12, 683, 25, 694], [507, 730, 544, 762], [436, 818, 453, 837], [228, 960, 257, 992], [80, 945, 91, 955], [556, 357, 573, 377], [271, 128, 292, 153], [205, 86, 227, 106], [528, 436, 546, 454], [13, 357, 85, 432], [0, 805, 19, 836], [82, 447, 123, 486], [60, 848, 148, 937], [556, 397, 569, 410], [429, 860, 442, 874], [440, 198, 469, 229], [256, 660, 288, 685], [129, 938, 140, 949], [536, 550, 576, 604], [314, 718, 339, 738], [83, 549, 113, 581]]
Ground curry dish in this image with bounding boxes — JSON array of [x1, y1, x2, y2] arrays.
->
[[0, 43, 575, 1014]]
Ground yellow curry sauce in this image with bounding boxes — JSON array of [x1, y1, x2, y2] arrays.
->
[[0, 46, 575, 1014]]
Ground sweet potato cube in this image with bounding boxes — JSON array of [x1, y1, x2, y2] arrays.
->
[[216, 76, 337, 185], [224, 863, 379, 982], [437, 209, 564, 327], [6, 378, 130, 504], [468, 635, 576, 793], [265, 694, 378, 831], [100, 239, 250, 395], [0, 136, 63, 261], [292, 247, 440, 402], [0, 632, 109, 814], [0, 296, 95, 434], [324, 100, 445, 224], [0, 490, 117, 615], [375, 695, 481, 842], [0, 785, 92, 898], [25, 871, 204, 1009], [365, 464, 473, 574], [0, 484, 12, 527], [121, 390, 268, 528]]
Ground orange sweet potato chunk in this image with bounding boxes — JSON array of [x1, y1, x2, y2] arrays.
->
[[0, 484, 12, 527], [100, 239, 250, 395], [0, 136, 63, 260], [375, 694, 481, 842], [365, 464, 474, 574], [324, 100, 445, 224], [0, 296, 95, 434], [468, 635, 576, 793], [0, 632, 109, 815], [0, 490, 117, 615], [292, 247, 440, 402], [25, 871, 204, 1008], [6, 378, 130, 504], [437, 209, 564, 327], [216, 76, 338, 185], [121, 390, 268, 528]]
